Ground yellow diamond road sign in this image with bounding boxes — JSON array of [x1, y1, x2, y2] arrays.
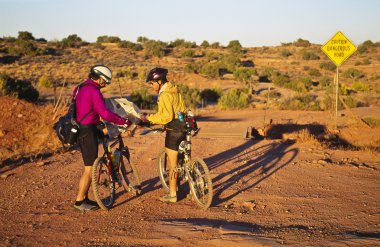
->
[[321, 31, 357, 66]]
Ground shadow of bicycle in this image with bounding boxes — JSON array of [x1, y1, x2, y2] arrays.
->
[[205, 139, 298, 206]]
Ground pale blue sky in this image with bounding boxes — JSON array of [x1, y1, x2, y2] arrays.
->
[[1, 0, 379, 47]]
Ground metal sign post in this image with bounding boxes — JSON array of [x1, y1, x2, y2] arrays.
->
[[321, 31, 357, 130]]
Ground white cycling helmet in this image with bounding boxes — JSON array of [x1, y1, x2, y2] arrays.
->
[[90, 65, 112, 84]]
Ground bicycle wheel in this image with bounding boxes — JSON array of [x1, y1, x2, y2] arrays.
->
[[120, 148, 142, 196], [92, 157, 115, 210], [157, 149, 170, 192], [186, 157, 213, 209]]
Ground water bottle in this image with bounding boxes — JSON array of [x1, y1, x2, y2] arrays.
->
[[66, 125, 79, 145], [178, 112, 184, 122]]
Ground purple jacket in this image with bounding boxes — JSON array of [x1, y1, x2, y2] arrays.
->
[[74, 79, 125, 125]]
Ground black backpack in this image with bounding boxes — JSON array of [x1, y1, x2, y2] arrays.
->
[[53, 83, 92, 147]]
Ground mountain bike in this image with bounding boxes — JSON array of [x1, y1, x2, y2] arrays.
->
[[92, 124, 141, 210], [157, 115, 213, 209]]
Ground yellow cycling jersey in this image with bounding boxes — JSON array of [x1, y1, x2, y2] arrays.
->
[[147, 82, 187, 125]]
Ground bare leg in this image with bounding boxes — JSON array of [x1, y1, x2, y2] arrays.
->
[[165, 148, 178, 197], [76, 166, 92, 201]]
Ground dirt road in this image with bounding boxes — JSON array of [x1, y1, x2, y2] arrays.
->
[[0, 109, 379, 246]]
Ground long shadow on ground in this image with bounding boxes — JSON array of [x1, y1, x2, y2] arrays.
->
[[205, 139, 298, 206]]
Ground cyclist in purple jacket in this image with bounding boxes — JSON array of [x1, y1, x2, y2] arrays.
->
[[73, 65, 131, 211]]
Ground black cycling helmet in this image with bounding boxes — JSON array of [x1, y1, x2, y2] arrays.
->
[[146, 67, 168, 83], [89, 65, 112, 84]]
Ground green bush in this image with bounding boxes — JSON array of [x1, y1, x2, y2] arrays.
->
[[177, 84, 201, 109], [280, 49, 292, 57], [184, 62, 203, 73], [279, 94, 320, 111], [227, 40, 243, 53], [233, 67, 256, 83], [293, 38, 311, 47], [357, 40, 375, 54], [220, 54, 241, 72], [320, 61, 336, 71], [96, 35, 121, 43], [200, 40, 210, 48], [272, 74, 291, 87], [60, 34, 86, 48], [17, 31, 35, 41], [144, 40, 167, 58], [200, 87, 222, 102], [343, 68, 364, 80], [343, 96, 359, 108], [200, 63, 220, 78], [308, 68, 321, 77], [38, 75, 54, 88], [302, 50, 320, 60], [181, 49, 195, 58], [350, 81, 369, 92], [118, 41, 143, 51], [0, 73, 39, 102], [210, 42, 220, 48], [131, 88, 153, 109], [8, 39, 39, 56], [319, 76, 332, 87], [218, 88, 250, 109], [169, 39, 196, 48]]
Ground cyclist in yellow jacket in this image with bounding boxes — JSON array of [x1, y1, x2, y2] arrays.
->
[[141, 67, 187, 203]]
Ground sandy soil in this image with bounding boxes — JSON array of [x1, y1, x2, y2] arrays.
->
[[0, 108, 379, 246]]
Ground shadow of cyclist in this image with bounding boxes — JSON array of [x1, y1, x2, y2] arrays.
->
[[205, 139, 298, 206]]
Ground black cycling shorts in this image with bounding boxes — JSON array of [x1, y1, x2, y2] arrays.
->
[[78, 124, 99, 166], [165, 130, 186, 151]]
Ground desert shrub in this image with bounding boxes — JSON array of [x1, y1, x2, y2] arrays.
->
[[293, 38, 311, 47], [233, 67, 256, 83], [115, 68, 138, 79], [8, 39, 39, 56], [319, 61, 337, 71], [319, 76, 332, 87], [362, 58, 371, 65], [184, 62, 203, 73], [200, 40, 210, 48], [118, 41, 143, 51], [60, 34, 86, 48], [343, 68, 364, 80], [259, 67, 280, 81], [177, 84, 201, 109], [38, 75, 54, 88], [362, 117, 380, 128], [308, 68, 321, 77], [169, 39, 196, 48], [181, 49, 195, 58], [350, 81, 369, 92], [137, 36, 150, 43], [218, 88, 250, 109], [131, 88, 153, 109], [227, 40, 243, 54], [0, 73, 39, 102], [279, 94, 320, 111], [144, 40, 167, 58], [342, 96, 359, 108], [96, 35, 121, 43], [280, 49, 292, 57], [272, 74, 291, 87], [302, 50, 320, 60], [200, 63, 220, 78], [17, 31, 35, 41], [220, 54, 242, 72], [210, 42, 220, 48], [200, 87, 222, 102], [357, 40, 375, 54]]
